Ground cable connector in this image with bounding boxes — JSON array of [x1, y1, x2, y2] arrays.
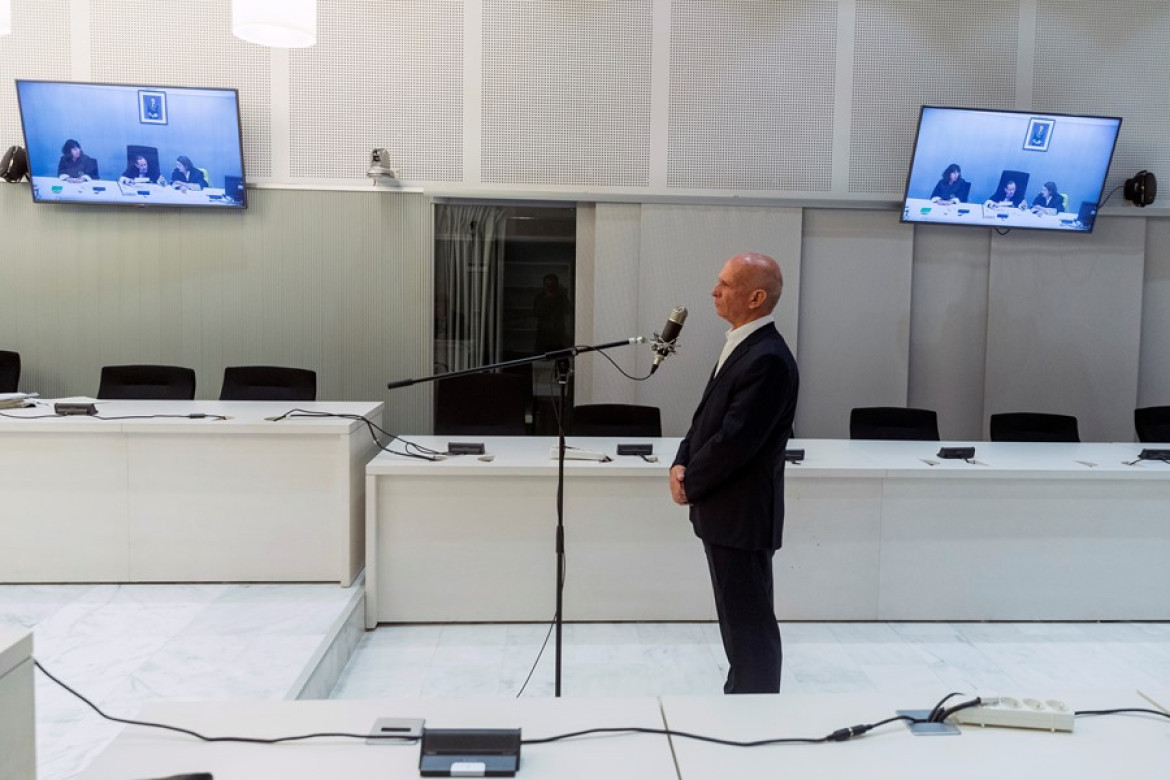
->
[[826, 724, 871, 741]]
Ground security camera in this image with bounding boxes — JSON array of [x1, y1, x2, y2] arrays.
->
[[367, 148, 399, 183]]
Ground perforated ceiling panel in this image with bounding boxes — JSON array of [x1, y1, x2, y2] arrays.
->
[[89, 0, 272, 178], [290, 0, 463, 182], [668, 0, 837, 192], [481, 0, 652, 187], [0, 1, 71, 152], [850, 1, 1018, 195], [1034, 1, 1170, 199]]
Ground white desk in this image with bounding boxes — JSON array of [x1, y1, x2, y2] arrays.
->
[[663, 690, 1169, 779], [78, 697, 676, 780], [0, 630, 35, 780], [0, 400, 382, 585], [366, 437, 1170, 624], [903, 197, 1084, 230], [31, 176, 240, 207]]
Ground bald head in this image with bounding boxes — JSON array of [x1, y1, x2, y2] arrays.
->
[[712, 252, 784, 328]]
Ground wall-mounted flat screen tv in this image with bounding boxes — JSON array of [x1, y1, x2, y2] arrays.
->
[[15, 80, 247, 209], [901, 106, 1121, 233]]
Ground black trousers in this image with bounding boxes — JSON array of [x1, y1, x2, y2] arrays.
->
[[704, 541, 782, 694]]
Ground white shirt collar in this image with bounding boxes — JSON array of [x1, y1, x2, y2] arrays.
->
[[715, 315, 775, 375]]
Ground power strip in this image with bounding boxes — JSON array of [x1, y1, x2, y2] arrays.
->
[[951, 697, 1075, 732]]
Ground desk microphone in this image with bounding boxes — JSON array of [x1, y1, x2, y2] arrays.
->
[[650, 306, 687, 374]]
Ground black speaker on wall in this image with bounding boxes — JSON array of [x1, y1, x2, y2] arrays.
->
[[1124, 170, 1157, 207], [1, 146, 29, 183]]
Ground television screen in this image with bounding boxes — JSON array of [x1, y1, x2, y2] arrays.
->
[[901, 106, 1121, 233], [15, 80, 247, 209]]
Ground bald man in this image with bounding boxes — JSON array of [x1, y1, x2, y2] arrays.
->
[[670, 252, 799, 694]]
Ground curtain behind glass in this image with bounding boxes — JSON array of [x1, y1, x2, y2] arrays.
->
[[434, 205, 507, 373]]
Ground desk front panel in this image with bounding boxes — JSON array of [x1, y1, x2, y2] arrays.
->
[[0, 431, 131, 582]]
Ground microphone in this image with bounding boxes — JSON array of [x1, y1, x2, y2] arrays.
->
[[651, 306, 688, 374]]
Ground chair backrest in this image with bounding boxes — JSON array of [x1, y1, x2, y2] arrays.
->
[[572, 404, 662, 437], [989, 412, 1079, 443], [955, 179, 972, 203], [98, 364, 196, 400], [1134, 406, 1170, 443], [997, 169, 1030, 201], [0, 350, 20, 393], [849, 407, 940, 441], [435, 373, 528, 436], [126, 145, 160, 177], [220, 365, 317, 401]]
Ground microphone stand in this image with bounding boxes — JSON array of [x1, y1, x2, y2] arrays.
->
[[387, 336, 643, 697]]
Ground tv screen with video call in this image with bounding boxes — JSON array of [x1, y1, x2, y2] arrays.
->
[[901, 106, 1121, 233], [15, 79, 247, 209]]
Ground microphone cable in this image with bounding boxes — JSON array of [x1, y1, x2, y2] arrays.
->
[[31, 661, 1170, 750]]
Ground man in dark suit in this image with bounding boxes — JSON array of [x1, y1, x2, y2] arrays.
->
[[670, 252, 799, 694]]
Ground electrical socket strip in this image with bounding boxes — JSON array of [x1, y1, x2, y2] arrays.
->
[[951, 697, 1075, 732]]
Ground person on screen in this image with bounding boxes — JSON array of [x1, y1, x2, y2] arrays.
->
[[670, 252, 798, 695], [56, 139, 99, 183], [1031, 181, 1063, 215], [170, 156, 208, 192], [119, 155, 166, 186], [930, 163, 968, 205], [985, 179, 1026, 209]]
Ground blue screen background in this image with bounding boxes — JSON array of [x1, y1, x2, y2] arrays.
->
[[905, 107, 1120, 211], [16, 81, 245, 189]]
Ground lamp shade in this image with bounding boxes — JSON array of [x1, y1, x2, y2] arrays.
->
[[1, 0, 12, 37], [232, 0, 316, 48]]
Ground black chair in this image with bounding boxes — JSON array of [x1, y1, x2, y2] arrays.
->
[[220, 365, 317, 401], [571, 404, 662, 437], [0, 350, 19, 393], [989, 412, 1079, 443], [435, 373, 528, 436], [993, 169, 1030, 205], [125, 144, 161, 180], [98, 364, 196, 400], [849, 407, 940, 441], [1135, 406, 1170, 443]]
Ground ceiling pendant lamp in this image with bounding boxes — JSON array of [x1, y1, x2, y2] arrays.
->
[[232, 0, 316, 48]]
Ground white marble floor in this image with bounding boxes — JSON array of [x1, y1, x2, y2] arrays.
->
[[331, 620, 1170, 701], [6, 581, 1170, 780], [0, 583, 358, 780]]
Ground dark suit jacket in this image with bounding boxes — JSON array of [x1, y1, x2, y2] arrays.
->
[[673, 324, 799, 551]]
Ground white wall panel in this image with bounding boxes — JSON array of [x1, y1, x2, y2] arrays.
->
[[984, 216, 1146, 442], [481, 0, 652, 187], [289, 0, 464, 182], [668, 0, 837, 192], [795, 209, 914, 438], [909, 225, 991, 440], [1137, 219, 1170, 412], [583, 204, 643, 405]]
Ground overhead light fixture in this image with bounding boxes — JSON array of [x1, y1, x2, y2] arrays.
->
[[232, 0, 316, 48], [1, 0, 12, 37], [367, 148, 399, 185]]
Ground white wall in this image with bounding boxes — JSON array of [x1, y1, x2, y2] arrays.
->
[[3, 1, 1170, 440]]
